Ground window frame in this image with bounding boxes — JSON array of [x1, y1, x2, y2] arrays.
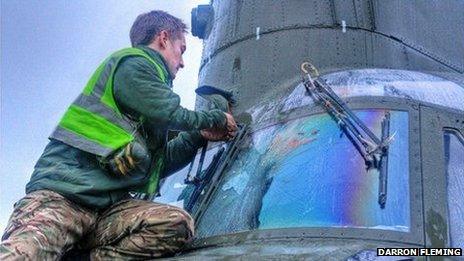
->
[[188, 96, 424, 249], [420, 104, 464, 248]]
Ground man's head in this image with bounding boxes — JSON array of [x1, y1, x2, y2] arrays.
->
[[130, 10, 187, 79]]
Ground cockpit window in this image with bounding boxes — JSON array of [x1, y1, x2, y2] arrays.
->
[[444, 130, 464, 249], [195, 109, 410, 238]]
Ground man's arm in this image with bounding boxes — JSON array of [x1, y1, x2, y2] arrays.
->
[[162, 131, 206, 178], [113, 56, 226, 131]]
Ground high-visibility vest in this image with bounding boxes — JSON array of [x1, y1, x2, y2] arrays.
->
[[50, 47, 167, 194]]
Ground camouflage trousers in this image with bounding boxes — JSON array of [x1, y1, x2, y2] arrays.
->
[[0, 190, 194, 260]]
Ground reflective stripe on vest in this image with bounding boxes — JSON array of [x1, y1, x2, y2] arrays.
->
[[50, 47, 167, 157]]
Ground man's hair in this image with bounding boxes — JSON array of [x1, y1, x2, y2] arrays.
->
[[130, 10, 187, 47]]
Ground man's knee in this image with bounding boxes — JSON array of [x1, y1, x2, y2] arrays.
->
[[0, 190, 95, 260], [145, 204, 195, 242], [90, 202, 195, 259], [1, 227, 64, 260], [0, 237, 39, 260], [169, 207, 195, 241]]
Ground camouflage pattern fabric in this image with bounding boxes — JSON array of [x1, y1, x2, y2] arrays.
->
[[89, 199, 194, 260], [0, 190, 195, 260], [0, 190, 96, 260]]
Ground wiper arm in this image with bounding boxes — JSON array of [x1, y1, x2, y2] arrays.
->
[[317, 79, 381, 145], [184, 145, 225, 212], [301, 62, 392, 208], [184, 124, 248, 215], [184, 144, 207, 186]]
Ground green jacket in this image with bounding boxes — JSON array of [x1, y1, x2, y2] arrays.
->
[[26, 46, 226, 210]]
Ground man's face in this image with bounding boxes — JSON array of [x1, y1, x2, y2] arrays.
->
[[163, 34, 186, 79]]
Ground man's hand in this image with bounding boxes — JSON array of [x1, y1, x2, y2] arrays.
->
[[201, 127, 237, 141], [224, 112, 238, 133], [201, 113, 238, 141], [200, 128, 229, 141]]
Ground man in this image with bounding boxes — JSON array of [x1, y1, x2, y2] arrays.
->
[[0, 10, 237, 259]]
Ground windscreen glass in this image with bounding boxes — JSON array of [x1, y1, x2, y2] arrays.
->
[[195, 109, 410, 238]]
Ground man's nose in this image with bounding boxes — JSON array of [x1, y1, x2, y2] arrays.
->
[[179, 58, 184, 68]]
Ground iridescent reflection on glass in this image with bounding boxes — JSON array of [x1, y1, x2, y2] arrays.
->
[[444, 131, 464, 249], [196, 110, 410, 238]]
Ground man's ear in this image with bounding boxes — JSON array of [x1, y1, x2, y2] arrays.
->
[[158, 30, 169, 49]]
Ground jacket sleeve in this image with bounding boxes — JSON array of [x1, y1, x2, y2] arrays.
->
[[162, 131, 206, 178], [113, 56, 226, 131]]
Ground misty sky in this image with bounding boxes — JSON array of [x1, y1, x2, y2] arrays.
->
[[0, 0, 208, 233]]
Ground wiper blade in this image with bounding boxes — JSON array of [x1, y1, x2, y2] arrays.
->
[[301, 62, 392, 208], [378, 112, 390, 208]]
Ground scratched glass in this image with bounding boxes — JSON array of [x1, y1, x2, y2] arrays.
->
[[444, 130, 464, 249], [196, 110, 410, 238]]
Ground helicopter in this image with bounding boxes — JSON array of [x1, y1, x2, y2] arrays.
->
[[153, 0, 464, 259]]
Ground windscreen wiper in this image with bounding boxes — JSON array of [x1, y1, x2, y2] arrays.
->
[[184, 124, 248, 214], [184, 145, 225, 212], [300, 62, 393, 208], [184, 144, 208, 186]]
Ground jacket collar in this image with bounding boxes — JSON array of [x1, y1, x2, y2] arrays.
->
[[136, 45, 173, 86]]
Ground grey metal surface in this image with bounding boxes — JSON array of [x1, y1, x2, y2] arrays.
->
[[195, 0, 464, 115], [373, 0, 464, 72], [170, 237, 421, 260]]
